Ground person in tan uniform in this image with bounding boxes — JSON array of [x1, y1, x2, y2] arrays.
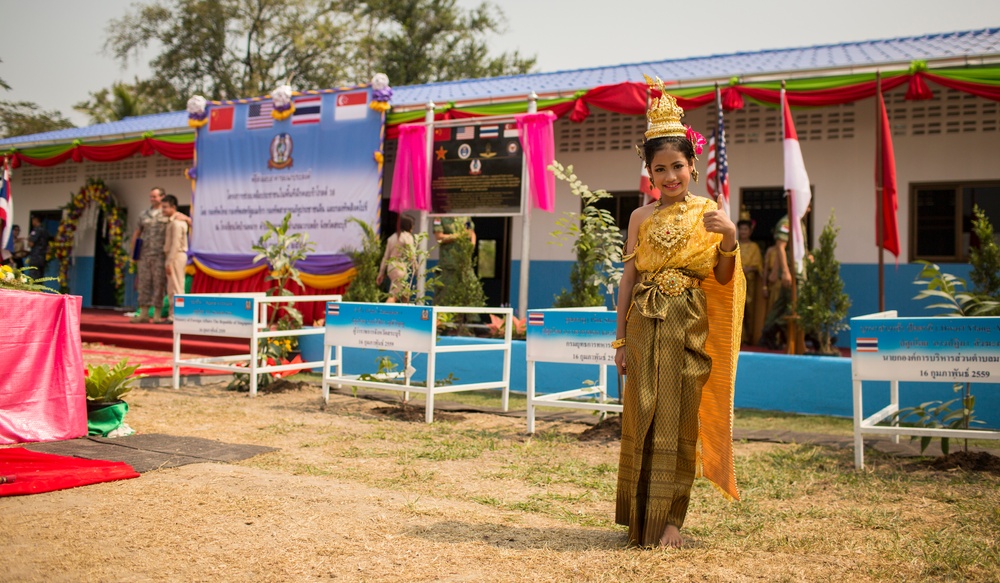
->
[[161, 195, 188, 323], [737, 211, 765, 345]]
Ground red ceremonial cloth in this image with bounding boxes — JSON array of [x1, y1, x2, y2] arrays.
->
[[0, 448, 139, 496], [0, 290, 87, 444], [191, 267, 347, 325], [877, 90, 900, 257]]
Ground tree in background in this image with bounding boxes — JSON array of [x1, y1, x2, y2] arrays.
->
[[98, 0, 533, 113], [548, 161, 623, 308], [969, 204, 1000, 303], [73, 79, 177, 124], [798, 211, 851, 355], [342, 218, 385, 303], [0, 101, 74, 138]]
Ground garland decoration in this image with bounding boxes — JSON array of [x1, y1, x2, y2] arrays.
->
[[47, 178, 130, 294], [187, 95, 208, 129], [370, 73, 392, 113]]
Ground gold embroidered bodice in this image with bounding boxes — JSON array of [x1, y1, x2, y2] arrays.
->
[[633, 195, 722, 279]]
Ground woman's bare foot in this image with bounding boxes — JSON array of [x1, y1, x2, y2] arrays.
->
[[658, 524, 683, 548]]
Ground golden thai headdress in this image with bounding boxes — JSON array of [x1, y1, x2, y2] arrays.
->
[[637, 74, 706, 160], [643, 74, 687, 140]]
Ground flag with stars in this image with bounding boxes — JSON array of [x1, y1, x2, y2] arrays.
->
[[705, 87, 730, 215]]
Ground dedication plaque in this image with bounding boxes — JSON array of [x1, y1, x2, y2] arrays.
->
[[430, 123, 523, 215]]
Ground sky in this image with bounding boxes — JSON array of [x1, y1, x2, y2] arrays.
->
[[0, 0, 997, 127]]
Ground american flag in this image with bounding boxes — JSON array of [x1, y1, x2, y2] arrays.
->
[[705, 87, 730, 215], [0, 161, 11, 250], [247, 101, 274, 129]]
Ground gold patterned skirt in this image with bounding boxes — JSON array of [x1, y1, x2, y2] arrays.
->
[[615, 287, 712, 546]]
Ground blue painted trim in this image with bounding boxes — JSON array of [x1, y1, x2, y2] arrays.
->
[[298, 335, 1000, 428]]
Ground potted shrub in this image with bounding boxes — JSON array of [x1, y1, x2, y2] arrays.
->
[[85, 359, 139, 437]]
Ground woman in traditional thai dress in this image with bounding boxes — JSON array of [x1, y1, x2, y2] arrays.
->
[[613, 76, 745, 548]]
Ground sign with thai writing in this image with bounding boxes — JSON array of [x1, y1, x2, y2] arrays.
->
[[851, 314, 1000, 382], [173, 294, 259, 338], [324, 302, 434, 352], [526, 309, 617, 364]]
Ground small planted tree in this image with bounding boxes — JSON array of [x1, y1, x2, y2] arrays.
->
[[343, 218, 385, 303], [434, 221, 486, 308], [969, 204, 1000, 310], [798, 211, 851, 355], [548, 161, 624, 307]]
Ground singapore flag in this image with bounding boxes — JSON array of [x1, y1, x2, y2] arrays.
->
[[334, 91, 369, 121]]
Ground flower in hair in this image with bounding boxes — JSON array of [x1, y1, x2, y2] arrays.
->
[[685, 125, 706, 156]]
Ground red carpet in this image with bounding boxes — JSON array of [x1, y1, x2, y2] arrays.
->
[[0, 448, 140, 496]]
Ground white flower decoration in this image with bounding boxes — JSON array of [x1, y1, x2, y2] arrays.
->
[[2, 271, 13, 281], [371, 73, 390, 91], [187, 95, 207, 115], [272, 84, 294, 109]]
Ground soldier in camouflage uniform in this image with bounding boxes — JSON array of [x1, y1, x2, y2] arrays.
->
[[132, 188, 170, 323]]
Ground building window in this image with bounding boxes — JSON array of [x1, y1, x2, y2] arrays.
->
[[740, 187, 813, 252], [594, 191, 644, 241], [911, 182, 1000, 262]]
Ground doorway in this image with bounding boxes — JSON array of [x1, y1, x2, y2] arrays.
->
[[473, 217, 511, 307]]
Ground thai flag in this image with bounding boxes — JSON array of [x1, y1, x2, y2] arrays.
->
[[856, 338, 878, 352], [479, 125, 499, 139], [292, 96, 322, 125], [247, 101, 274, 129], [0, 162, 11, 250], [327, 303, 340, 316], [528, 312, 544, 326]]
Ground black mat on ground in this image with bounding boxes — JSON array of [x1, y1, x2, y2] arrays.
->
[[25, 434, 277, 473]]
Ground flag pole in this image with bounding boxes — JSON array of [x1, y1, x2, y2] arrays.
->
[[782, 82, 804, 355], [714, 83, 722, 203], [875, 71, 885, 312]]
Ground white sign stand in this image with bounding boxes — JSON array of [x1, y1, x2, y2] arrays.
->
[[851, 310, 1000, 469], [171, 293, 343, 396], [322, 304, 513, 423]]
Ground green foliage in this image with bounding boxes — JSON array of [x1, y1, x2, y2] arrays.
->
[[913, 262, 1000, 316], [0, 264, 59, 293], [892, 385, 985, 455], [798, 211, 851, 355], [102, 0, 534, 111], [252, 212, 316, 328], [434, 223, 485, 308], [343, 218, 385, 303], [73, 79, 158, 124], [968, 205, 1000, 303], [85, 360, 140, 403], [0, 100, 74, 139], [394, 231, 439, 305], [547, 161, 623, 307]]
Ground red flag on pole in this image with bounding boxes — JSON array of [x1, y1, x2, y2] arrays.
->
[[639, 163, 659, 201], [877, 91, 900, 257]]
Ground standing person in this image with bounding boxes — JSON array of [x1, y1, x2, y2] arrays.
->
[[377, 214, 416, 303], [161, 195, 188, 323], [737, 212, 765, 345], [7, 224, 26, 268], [131, 187, 170, 323], [613, 77, 744, 549], [432, 215, 479, 305], [24, 216, 50, 275], [759, 207, 809, 350]]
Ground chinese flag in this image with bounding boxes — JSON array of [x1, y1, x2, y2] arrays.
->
[[433, 127, 451, 141], [877, 91, 900, 257], [209, 106, 234, 131]]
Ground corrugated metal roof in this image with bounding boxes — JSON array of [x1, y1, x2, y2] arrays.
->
[[3, 27, 997, 148]]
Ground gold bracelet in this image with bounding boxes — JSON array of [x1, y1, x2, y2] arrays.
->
[[611, 338, 626, 349], [716, 242, 739, 257]]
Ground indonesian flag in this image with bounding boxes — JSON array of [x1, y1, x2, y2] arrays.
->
[[877, 88, 900, 257], [0, 162, 11, 250], [782, 89, 812, 272], [639, 163, 659, 202]]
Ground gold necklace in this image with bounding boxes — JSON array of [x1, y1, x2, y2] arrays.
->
[[648, 193, 694, 254]]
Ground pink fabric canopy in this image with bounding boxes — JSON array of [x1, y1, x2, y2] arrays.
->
[[389, 123, 429, 213], [515, 111, 557, 212]]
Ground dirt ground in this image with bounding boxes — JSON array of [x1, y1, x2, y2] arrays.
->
[[2, 348, 998, 582]]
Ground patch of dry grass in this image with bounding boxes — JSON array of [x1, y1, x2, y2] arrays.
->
[[2, 379, 998, 582]]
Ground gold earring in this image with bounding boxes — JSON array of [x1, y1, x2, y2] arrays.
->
[[691, 168, 699, 183]]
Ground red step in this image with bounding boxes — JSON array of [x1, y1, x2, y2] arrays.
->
[[81, 308, 249, 357]]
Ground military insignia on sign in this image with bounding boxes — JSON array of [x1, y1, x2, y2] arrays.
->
[[469, 159, 482, 175], [268, 133, 294, 169], [458, 143, 472, 159]]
